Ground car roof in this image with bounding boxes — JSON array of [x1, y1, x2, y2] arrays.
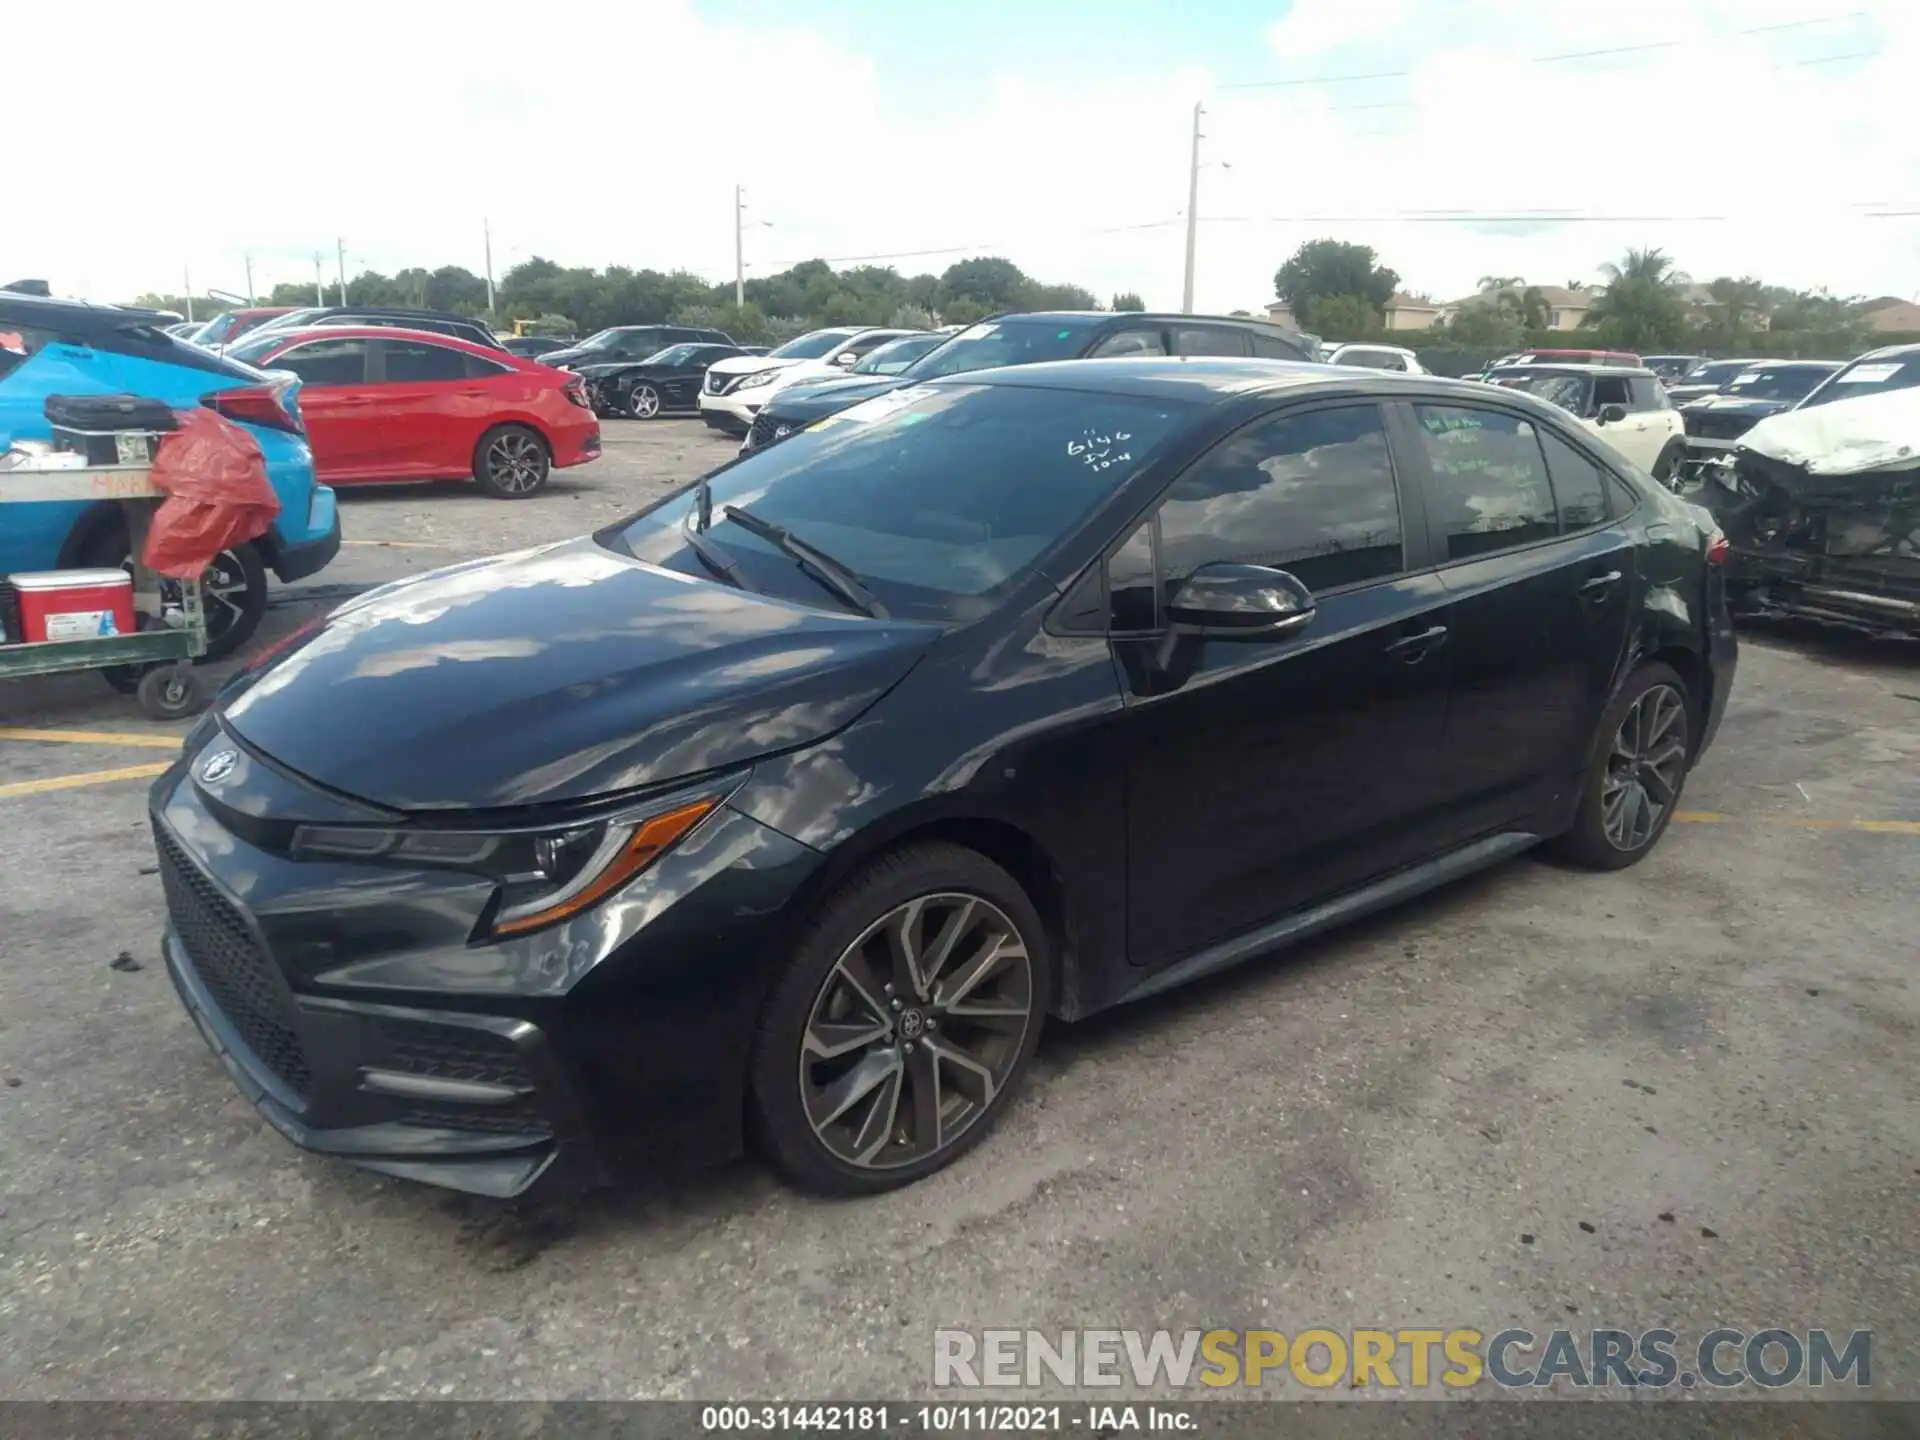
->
[[1860, 342, 1920, 360], [0, 292, 174, 336], [945, 355, 1497, 403], [249, 325, 515, 359], [1490, 362, 1657, 376]]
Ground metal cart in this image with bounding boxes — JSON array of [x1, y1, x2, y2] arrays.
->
[[0, 454, 208, 719]]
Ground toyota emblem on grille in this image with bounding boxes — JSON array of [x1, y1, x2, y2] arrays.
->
[[199, 749, 239, 785]]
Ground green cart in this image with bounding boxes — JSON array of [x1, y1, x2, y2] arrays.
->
[[0, 457, 208, 719]]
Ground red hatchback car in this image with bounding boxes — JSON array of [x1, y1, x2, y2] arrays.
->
[[227, 326, 601, 497]]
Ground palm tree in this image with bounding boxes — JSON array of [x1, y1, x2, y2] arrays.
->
[[1598, 248, 1687, 291], [1477, 275, 1524, 294]]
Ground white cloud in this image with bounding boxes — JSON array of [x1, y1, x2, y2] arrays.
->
[[1266, 0, 1420, 59], [1, 0, 1915, 319]]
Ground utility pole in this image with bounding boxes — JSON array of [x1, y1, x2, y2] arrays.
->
[[313, 254, 324, 305], [183, 265, 194, 323], [1181, 100, 1204, 313], [335, 238, 347, 306], [483, 216, 497, 317], [734, 185, 745, 309], [244, 254, 255, 305]]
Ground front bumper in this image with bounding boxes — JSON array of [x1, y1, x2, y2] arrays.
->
[[155, 819, 596, 1199], [147, 740, 825, 1197], [697, 388, 762, 432]]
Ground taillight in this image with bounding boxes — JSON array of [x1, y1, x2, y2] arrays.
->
[[1706, 529, 1730, 565], [205, 380, 304, 435], [563, 378, 591, 409]]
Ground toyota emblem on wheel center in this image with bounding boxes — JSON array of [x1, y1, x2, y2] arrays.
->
[[198, 749, 238, 785]]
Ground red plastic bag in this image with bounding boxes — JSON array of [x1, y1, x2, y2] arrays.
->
[[142, 408, 281, 579]]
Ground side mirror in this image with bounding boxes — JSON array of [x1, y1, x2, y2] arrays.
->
[[834, 351, 859, 366], [1597, 403, 1628, 424], [1166, 563, 1316, 639]]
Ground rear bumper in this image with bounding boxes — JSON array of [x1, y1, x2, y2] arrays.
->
[[553, 420, 602, 469], [257, 489, 340, 583]]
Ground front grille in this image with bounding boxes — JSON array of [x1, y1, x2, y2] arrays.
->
[[747, 411, 782, 449], [704, 370, 730, 395], [1684, 409, 1761, 442], [154, 825, 314, 1099], [396, 1105, 548, 1135]]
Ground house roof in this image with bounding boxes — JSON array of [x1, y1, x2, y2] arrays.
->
[[1446, 283, 1593, 308], [1386, 292, 1441, 311], [1859, 295, 1913, 313]]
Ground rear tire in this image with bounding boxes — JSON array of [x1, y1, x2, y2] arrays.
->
[[472, 424, 551, 498], [747, 842, 1050, 1195], [1551, 662, 1692, 871], [81, 528, 265, 662]]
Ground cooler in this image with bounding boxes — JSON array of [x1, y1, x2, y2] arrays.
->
[[6, 568, 137, 643]]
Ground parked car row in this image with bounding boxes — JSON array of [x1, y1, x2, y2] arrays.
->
[[1, 293, 605, 663]]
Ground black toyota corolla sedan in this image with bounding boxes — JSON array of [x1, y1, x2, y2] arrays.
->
[[150, 358, 1737, 1201]]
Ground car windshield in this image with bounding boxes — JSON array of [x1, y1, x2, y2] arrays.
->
[[1718, 365, 1836, 402], [574, 329, 626, 352], [1645, 356, 1697, 379], [608, 382, 1193, 623], [1798, 353, 1920, 409], [1490, 370, 1590, 414], [901, 317, 1103, 380], [767, 329, 861, 361], [852, 334, 942, 374], [643, 344, 700, 365], [194, 313, 237, 346], [248, 308, 320, 336], [1681, 361, 1754, 389], [225, 330, 297, 365]]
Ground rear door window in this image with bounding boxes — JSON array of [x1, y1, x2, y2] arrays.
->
[[1089, 326, 1168, 358], [1410, 403, 1559, 561], [1172, 325, 1251, 357], [380, 341, 469, 383]]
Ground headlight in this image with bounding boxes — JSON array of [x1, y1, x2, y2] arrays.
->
[[291, 785, 728, 937], [732, 368, 783, 392]]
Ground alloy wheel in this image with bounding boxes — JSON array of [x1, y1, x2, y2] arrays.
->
[[199, 550, 251, 640], [629, 384, 661, 419], [484, 431, 548, 494], [1602, 683, 1688, 852], [799, 893, 1035, 1171]]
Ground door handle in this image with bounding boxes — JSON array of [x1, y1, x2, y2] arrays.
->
[[1579, 570, 1623, 601], [1384, 624, 1448, 661]]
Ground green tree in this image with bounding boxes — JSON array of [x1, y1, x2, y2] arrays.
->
[[1311, 293, 1382, 342], [1274, 239, 1398, 330], [1694, 275, 1769, 350], [1026, 281, 1099, 310], [1581, 247, 1690, 349], [1518, 286, 1550, 331], [939, 257, 1030, 315], [1442, 302, 1524, 350], [1112, 291, 1146, 312]]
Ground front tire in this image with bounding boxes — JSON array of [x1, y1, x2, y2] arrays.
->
[[627, 383, 661, 420], [748, 843, 1050, 1195], [1552, 662, 1692, 870], [473, 424, 551, 498]]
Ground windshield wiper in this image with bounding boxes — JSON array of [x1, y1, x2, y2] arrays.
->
[[680, 510, 758, 592], [719, 504, 888, 618]]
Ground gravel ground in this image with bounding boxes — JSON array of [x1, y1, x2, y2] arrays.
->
[[1, 419, 1916, 1403]]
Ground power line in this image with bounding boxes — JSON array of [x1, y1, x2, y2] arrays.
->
[[1223, 10, 1868, 89]]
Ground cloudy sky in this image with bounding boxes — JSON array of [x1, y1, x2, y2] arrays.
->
[[6, 0, 1914, 312]]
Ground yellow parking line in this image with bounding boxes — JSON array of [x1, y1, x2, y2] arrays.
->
[[1675, 811, 1920, 836], [0, 762, 171, 800], [0, 727, 183, 750]]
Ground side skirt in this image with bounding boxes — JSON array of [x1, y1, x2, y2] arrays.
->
[[1116, 831, 1541, 1007]]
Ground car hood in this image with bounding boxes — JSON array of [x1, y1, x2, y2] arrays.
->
[[762, 374, 907, 420], [1683, 395, 1792, 420], [217, 536, 938, 812], [1667, 383, 1726, 404], [708, 354, 803, 378]]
